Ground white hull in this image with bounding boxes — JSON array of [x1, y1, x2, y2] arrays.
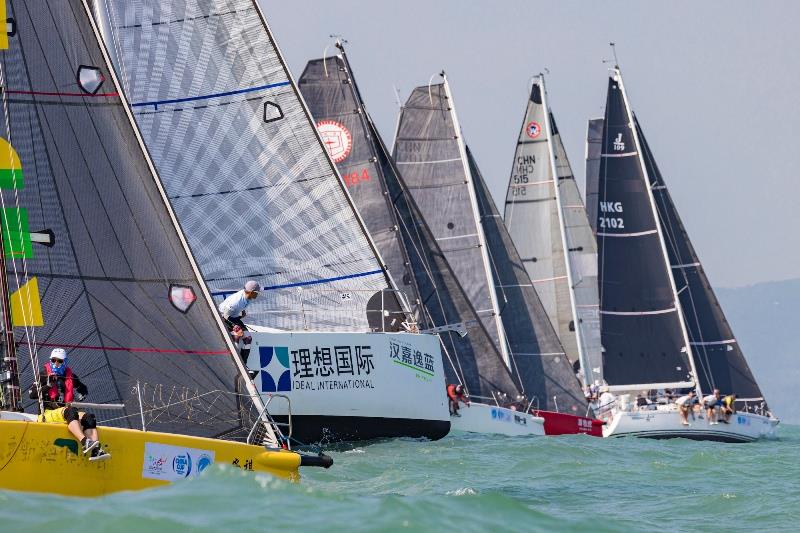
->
[[450, 402, 545, 437], [602, 406, 778, 442], [247, 331, 450, 442]]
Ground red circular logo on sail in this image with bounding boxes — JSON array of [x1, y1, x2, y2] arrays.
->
[[317, 120, 352, 163], [526, 121, 542, 139]]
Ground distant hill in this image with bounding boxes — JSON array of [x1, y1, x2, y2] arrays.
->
[[717, 279, 799, 424]]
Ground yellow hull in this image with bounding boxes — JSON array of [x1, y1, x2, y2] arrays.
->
[[0, 420, 301, 497]]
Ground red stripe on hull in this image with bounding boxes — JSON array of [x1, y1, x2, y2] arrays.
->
[[534, 410, 603, 437]]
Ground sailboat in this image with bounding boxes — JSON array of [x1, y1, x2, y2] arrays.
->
[[299, 46, 542, 437], [394, 73, 594, 435], [593, 65, 778, 441], [95, 0, 448, 443], [0, 0, 329, 497]]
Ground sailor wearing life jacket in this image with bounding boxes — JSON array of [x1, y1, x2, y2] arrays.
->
[[31, 348, 110, 461], [447, 383, 470, 416]]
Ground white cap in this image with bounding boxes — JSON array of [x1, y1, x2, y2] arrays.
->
[[50, 348, 67, 361], [244, 280, 260, 292]]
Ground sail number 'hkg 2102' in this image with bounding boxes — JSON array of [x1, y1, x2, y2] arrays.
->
[[599, 201, 625, 230]]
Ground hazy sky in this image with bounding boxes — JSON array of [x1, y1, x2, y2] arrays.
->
[[262, 0, 799, 287]]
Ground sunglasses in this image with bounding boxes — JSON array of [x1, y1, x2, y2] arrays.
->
[[50, 358, 63, 364]]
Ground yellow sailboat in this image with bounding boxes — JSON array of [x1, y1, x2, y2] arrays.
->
[[0, 0, 331, 496]]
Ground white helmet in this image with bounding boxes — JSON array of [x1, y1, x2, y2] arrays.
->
[[50, 348, 67, 361]]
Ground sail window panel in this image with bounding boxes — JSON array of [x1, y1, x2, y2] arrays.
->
[[76, 65, 104, 95], [601, 313, 690, 386], [262, 101, 283, 123]]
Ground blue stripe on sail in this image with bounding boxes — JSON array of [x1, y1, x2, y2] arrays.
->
[[131, 81, 291, 109], [210, 269, 384, 297]]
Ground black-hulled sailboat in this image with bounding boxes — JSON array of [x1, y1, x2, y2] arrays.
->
[[594, 65, 777, 441], [394, 73, 592, 434], [0, 0, 327, 497], [300, 47, 541, 436]]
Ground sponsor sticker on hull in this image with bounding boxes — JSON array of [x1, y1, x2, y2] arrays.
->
[[142, 442, 215, 482]]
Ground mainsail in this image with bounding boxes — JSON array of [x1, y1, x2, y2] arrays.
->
[[637, 117, 767, 405], [95, 0, 398, 333], [596, 69, 695, 390], [503, 77, 602, 387], [297, 50, 421, 318], [393, 78, 510, 366], [585, 118, 604, 235], [1, 0, 261, 439], [469, 147, 587, 412], [299, 51, 520, 400]]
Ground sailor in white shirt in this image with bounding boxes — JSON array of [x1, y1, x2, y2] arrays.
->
[[218, 280, 260, 364]]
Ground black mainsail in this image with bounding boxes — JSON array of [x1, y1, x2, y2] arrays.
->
[[596, 69, 695, 390], [637, 117, 767, 405], [2, 0, 262, 439], [585, 118, 604, 236], [299, 51, 520, 401]]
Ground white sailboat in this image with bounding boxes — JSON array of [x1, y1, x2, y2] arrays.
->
[[95, 0, 449, 443], [593, 65, 778, 442]]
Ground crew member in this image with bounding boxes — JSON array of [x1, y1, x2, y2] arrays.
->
[[720, 393, 737, 423], [702, 389, 722, 425], [675, 390, 697, 426], [33, 348, 110, 461], [446, 383, 469, 416], [219, 280, 260, 365]]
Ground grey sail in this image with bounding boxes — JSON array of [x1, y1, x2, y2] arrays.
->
[[300, 52, 520, 400], [585, 118, 604, 235], [503, 78, 602, 387], [393, 80, 509, 366], [96, 0, 397, 333], [2, 0, 260, 440], [469, 148, 587, 412], [596, 70, 694, 389], [637, 117, 768, 405], [297, 53, 421, 321]]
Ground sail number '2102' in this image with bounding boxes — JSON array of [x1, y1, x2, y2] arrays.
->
[[599, 201, 625, 229]]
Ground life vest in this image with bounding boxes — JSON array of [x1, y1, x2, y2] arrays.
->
[[44, 362, 74, 404], [723, 395, 735, 409]]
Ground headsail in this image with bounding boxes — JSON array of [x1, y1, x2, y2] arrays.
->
[[470, 147, 587, 412], [300, 53, 520, 400], [637, 117, 767, 405], [503, 77, 602, 387], [596, 70, 694, 389], [2, 0, 261, 439], [393, 78, 510, 367], [95, 0, 398, 333]]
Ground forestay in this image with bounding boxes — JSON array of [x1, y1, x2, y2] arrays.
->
[[503, 78, 602, 387], [95, 0, 394, 332], [300, 52, 520, 401], [636, 117, 767, 406], [1, 0, 260, 440], [470, 147, 587, 413], [596, 71, 693, 388]]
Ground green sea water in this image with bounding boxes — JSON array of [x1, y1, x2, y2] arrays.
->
[[2, 426, 798, 532]]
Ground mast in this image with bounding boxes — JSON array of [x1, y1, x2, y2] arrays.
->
[[441, 74, 512, 367], [539, 74, 590, 387], [614, 66, 701, 397], [335, 40, 418, 317], [0, 208, 19, 411]]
